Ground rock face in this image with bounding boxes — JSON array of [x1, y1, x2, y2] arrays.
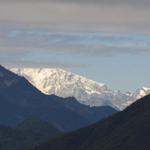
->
[[11, 68, 150, 110]]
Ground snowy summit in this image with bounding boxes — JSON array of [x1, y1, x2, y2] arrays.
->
[[11, 68, 150, 110]]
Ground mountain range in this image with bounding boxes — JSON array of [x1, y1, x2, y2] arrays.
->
[[0, 65, 116, 132], [11, 68, 150, 110], [33, 94, 150, 150], [0, 64, 150, 150]]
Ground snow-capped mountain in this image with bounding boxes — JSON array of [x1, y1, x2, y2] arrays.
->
[[132, 87, 150, 99], [11, 68, 150, 110]]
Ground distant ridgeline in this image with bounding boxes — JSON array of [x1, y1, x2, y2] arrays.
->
[[11, 67, 150, 110], [1, 64, 150, 150], [33, 94, 150, 150], [0, 65, 116, 131]]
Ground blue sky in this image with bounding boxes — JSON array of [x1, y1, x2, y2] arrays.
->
[[0, 0, 150, 91], [1, 29, 150, 91]]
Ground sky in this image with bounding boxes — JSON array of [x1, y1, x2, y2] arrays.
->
[[0, 0, 150, 91]]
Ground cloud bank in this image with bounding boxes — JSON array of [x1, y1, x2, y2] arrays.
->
[[0, 0, 149, 33], [0, 29, 150, 67], [0, 0, 150, 68]]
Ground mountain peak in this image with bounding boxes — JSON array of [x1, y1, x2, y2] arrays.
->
[[11, 67, 150, 110], [11, 67, 107, 95], [141, 86, 150, 91], [0, 65, 117, 131], [0, 65, 22, 88]]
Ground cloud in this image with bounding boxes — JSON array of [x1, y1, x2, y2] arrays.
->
[[0, 0, 150, 4], [0, 30, 150, 55], [0, 0, 150, 68], [0, 1, 149, 33], [0, 29, 150, 68], [1, 59, 89, 69]]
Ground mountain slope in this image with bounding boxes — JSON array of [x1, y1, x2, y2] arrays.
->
[[11, 68, 150, 110], [55, 97, 117, 123], [0, 65, 116, 131], [0, 118, 61, 150], [16, 118, 60, 140], [33, 94, 150, 150]]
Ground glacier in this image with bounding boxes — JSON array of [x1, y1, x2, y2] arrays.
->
[[11, 68, 150, 110]]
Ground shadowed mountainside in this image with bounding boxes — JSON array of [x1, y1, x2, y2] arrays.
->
[[33, 94, 150, 150], [0, 65, 117, 132], [0, 118, 61, 150]]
